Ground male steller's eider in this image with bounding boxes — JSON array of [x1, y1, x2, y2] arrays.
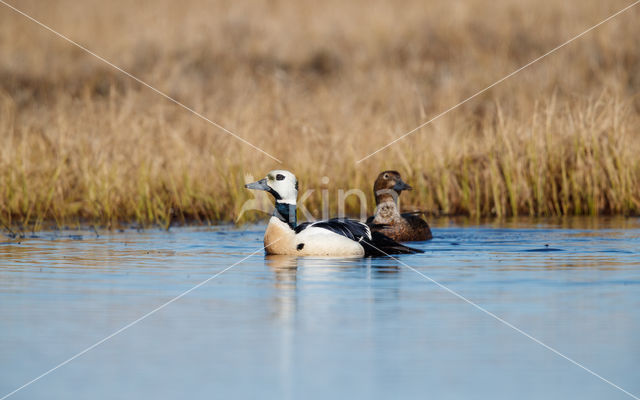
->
[[366, 170, 433, 242], [245, 170, 423, 256]]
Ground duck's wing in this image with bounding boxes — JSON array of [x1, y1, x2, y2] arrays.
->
[[295, 218, 371, 242], [401, 213, 433, 241], [362, 231, 424, 256], [294, 221, 314, 233]]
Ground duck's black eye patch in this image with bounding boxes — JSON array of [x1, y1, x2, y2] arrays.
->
[[297, 243, 304, 250], [295, 180, 299, 190], [276, 174, 285, 181]]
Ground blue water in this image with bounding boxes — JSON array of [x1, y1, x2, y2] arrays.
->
[[1, 219, 639, 399]]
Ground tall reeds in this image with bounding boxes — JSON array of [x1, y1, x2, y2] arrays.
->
[[0, 0, 638, 229]]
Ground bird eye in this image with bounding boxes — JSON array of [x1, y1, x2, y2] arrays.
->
[[383, 173, 389, 179], [276, 174, 285, 181]]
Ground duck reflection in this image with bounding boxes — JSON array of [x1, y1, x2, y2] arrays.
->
[[266, 255, 299, 286], [265, 255, 402, 322], [265, 255, 299, 324], [267, 255, 400, 284]]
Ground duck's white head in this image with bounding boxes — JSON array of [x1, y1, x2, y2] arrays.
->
[[245, 170, 298, 205]]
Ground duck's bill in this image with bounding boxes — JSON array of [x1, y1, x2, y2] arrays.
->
[[245, 178, 270, 191], [393, 180, 412, 191]]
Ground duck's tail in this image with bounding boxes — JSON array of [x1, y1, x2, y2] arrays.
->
[[362, 231, 424, 257]]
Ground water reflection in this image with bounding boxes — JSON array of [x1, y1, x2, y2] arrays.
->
[[265, 255, 298, 283], [265, 255, 401, 285], [265, 255, 298, 325]]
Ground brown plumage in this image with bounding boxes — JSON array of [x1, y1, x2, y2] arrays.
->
[[366, 171, 433, 242]]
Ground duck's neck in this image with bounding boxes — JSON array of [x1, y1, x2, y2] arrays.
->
[[375, 191, 399, 206], [274, 202, 297, 229]]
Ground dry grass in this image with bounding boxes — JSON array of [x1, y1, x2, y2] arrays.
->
[[0, 0, 639, 229]]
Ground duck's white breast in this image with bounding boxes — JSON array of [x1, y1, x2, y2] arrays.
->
[[294, 227, 365, 256]]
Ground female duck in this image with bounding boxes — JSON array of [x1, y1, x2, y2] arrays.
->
[[367, 171, 433, 242], [245, 170, 422, 256]]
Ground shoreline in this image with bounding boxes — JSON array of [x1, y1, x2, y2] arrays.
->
[[2, 215, 639, 237]]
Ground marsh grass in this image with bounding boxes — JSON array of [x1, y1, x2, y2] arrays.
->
[[0, 0, 638, 229]]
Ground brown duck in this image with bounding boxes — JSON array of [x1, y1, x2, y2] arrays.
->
[[366, 171, 433, 242]]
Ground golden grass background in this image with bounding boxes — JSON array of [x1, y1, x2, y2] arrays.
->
[[0, 0, 639, 229]]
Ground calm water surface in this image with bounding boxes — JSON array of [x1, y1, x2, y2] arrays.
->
[[1, 219, 639, 399]]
